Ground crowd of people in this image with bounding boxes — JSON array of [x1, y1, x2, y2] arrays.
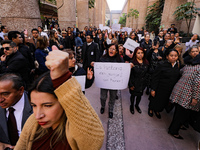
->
[[0, 22, 200, 149]]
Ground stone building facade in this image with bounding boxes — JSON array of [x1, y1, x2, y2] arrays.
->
[[0, 0, 107, 33], [125, 0, 200, 32], [0, 0, 42, 35]]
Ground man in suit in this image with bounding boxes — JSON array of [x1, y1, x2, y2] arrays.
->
[[29, 28, 39, 49], [0, 40, 30, 88], [73, 24, 79, 35], [8, 31, 35, 75], [0, 73, 32, 149], [82, 35, 100, 72]]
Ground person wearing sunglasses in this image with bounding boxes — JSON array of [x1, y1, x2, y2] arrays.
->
[[0, 40, 30, 89]]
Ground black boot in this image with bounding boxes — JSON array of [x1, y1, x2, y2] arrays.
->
[[100, 107, 104, 114], [130, 105, 134, 114], [148, 108, 153, 117], [135, 105, 142, 113], [109, 112, 113, 118], [154, 111, 161, 119]]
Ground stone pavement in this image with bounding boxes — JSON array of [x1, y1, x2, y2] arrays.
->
[[85, 83, 200, 150]]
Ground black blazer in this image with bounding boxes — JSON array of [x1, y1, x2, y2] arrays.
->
[[0, 51, 31, 87], [82, 42, 100, 70], [0, 93, 32, 145]]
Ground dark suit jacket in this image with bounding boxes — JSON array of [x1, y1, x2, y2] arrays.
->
[[18, 44, 35, 70], [82, 42, 100, 71], [29, 38, 37, 49], [0, 93, 32, 145], [0, 51, 30, 87]]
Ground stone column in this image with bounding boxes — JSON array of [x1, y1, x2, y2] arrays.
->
[[57, 0, 76, 29], [137, 0, 148, 29], [77, 0, 89, 31], [126, 0, 131, 27], [102, 0, 106, 26], [95, 0, 101, 27], [161, 0, 187, 30], [0, 0, 41, 34], [89, 8, 95, 27], [148, 0, 158, 7]]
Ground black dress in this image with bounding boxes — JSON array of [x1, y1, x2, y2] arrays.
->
[[149, 60, 180, 112]]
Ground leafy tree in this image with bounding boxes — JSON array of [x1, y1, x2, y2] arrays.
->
[[173, 1, 200, 37], [119, 13, 127, 27], [127, 9, 139, 28], [145, 0, 165, 35]]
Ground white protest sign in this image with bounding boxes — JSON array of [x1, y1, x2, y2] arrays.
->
[[137, 34, 142, 41], [112, 24, 121, 31], [94, 63, 131, 90], [127, 28, 132, 35], [99, 24, 104, 31], [103, 26, 111, 33], [121, 29, 126, 32], [123, 38, 139, 52], [122, 27, 128, 31], [74, 75, 86, 91]]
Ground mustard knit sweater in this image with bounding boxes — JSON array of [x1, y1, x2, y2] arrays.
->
[[14, 77, 105, 150]]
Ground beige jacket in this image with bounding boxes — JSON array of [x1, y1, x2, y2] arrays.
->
[[14, 77, 105, 150]]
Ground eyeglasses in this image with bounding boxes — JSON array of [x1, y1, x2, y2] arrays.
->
[[1, 47, 10, 51], [109, 48, 116, 51]]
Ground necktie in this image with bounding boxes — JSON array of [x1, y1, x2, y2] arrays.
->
[[7, 107, 19, 146]]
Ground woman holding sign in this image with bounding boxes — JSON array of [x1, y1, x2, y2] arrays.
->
[[128, 47, 149, 114], [99, 44, 123, 118]]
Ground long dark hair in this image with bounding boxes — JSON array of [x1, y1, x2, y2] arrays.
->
[[102, 43, 122, 62], [28, 72, 55, 99], [132, 47, 149, 65]]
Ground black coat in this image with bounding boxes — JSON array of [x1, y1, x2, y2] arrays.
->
[[82, 42, 100, 71], [0, 51, 31, 87], [93, 36, 99, 43], [140, 40, 152, 56], [119, 38, 127, 45], [129, 63, 149, 96], [150, 61, 180, 112], [49, 39, 60, 50], [146, 49, 164, 73], [154, 36, 165, 47], [63, 36, 71, 49], [98, 39, 104, 57], [18, 44, 35, 70]]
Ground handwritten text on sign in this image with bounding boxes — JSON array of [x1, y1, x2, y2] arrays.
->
[[94, 63, 131, 90], [123, 38, 140, 52]]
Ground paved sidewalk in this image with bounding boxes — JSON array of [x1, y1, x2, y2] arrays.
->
[[85, 83, 200, 150]]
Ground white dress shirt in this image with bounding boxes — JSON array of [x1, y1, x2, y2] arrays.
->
[[6, 93, 25, 136]]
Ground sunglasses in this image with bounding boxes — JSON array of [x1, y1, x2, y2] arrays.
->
[[1, 47, 10, 51]]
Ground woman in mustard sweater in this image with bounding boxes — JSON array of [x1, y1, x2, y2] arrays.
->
[[14, 50, 104, 150]]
